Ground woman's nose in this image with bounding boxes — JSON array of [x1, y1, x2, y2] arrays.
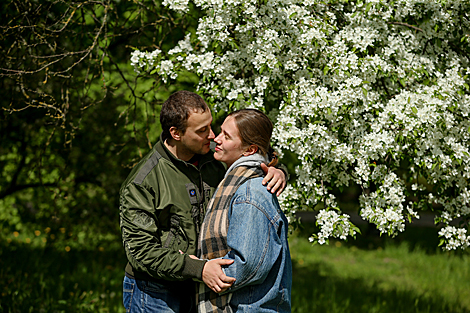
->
[[214, 133, 222, 143]]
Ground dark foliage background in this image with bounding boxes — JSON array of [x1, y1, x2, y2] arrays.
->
[[0, 0, 203, 242]]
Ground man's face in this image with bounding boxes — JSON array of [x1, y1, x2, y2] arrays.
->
[[178, 109, 215, 160]]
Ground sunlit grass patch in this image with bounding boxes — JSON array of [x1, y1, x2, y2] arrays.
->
[[290, 234, 470, 313]]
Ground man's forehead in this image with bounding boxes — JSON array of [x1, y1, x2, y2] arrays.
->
[[187, 109, 212, 128]]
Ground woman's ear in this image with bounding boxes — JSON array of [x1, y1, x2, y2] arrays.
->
[[169, 126, 181, 141], [243, 145, 258, 156]]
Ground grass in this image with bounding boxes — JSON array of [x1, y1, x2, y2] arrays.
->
[[0, 238, 125, 313], [290, 224, 470, 313], [1, 225, 469, 313]]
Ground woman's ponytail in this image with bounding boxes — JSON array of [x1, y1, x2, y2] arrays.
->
[[267, 146, 279, 167]]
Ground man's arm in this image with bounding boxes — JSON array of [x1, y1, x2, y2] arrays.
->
[[202, 259, 236, 293], [120, 182, 206, 281], [261, 163, 287, 196], [184, 252, 236, 293]]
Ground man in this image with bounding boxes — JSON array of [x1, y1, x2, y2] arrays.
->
[[120, 91, 286, 313]]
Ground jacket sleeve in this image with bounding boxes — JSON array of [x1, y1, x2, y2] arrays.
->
[[120, 182, 205, 281], [220, 198, 283, 292]]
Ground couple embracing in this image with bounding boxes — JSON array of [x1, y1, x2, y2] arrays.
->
[[119, 91, 292, 313]]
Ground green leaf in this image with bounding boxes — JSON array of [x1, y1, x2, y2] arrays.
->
[[352, 226, 361, 235], [323, 65, 329, 75], [412, 107, 418, 114], [362, 87, 368, 98], [259, 65, 265, 74]]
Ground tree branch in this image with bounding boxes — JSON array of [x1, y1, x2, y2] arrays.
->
[[388, 21, 423, 32]]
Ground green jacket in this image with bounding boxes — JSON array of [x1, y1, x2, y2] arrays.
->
[[119, 139, 226, 283]]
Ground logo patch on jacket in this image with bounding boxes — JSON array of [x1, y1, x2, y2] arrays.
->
[[189, 189, 196, 197]]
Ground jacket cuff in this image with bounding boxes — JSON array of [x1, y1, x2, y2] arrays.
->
[[181, 256, 206, 281]]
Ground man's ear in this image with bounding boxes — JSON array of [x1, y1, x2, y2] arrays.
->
[[243, 145, 258, 156], [169, 126, 181, 141]]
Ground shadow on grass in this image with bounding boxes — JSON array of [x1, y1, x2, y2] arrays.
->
[[2, 225, 467, 313], [0, 241, 127, 313], [292, 260, 469, 313], [291, 222, 470, 313]]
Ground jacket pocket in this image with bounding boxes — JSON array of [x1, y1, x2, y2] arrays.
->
[[162, 215, 189, 252]]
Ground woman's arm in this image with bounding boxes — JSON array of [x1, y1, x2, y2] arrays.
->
[[220, 199, 283, 293]]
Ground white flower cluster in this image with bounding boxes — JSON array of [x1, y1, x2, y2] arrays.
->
[[134, 0, 470, 248], [310, 209, 357, 245], [162, 0, 190, 13], [359, 172, 416, 236], [438, 226, 470, 250], [130, 49, 161, 73], [130, 49, 177, 82]]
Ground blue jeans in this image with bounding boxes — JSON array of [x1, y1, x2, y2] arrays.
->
[[123, 276, 195, 313]]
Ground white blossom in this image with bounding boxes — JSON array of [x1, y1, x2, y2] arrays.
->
[[134, 0, 470, 249]]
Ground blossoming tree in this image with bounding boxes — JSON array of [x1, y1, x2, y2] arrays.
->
[[131, 0, 470, 250]]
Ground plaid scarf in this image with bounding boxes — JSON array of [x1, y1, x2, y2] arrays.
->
[[196, 164, 264, 313]]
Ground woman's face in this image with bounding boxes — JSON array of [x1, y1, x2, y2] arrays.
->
[[213, 116, 247, 167]]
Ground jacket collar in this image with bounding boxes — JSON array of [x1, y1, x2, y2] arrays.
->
[[155, 134, 217, 170]]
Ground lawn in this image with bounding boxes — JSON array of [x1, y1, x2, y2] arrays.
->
[[1, 225, 469, 313], [290, 236, 470, 312]]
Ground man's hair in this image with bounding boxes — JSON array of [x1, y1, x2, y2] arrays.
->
[[160, 91, 209, 141], [227, 109, 278, 167]]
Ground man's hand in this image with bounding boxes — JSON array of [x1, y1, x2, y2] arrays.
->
[[261, 163, 286, 196], [202, 259, 236, 293]]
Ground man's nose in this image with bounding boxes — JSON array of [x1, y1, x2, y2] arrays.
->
[[208, 128, 215, 140]]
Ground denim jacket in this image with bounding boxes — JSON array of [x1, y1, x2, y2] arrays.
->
[[221, 176, 292, 312]]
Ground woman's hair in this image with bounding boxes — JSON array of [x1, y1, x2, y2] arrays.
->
[[227, 109, 278, 166]]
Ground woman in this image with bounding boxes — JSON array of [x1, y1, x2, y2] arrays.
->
[[197, 109, 292, 313]]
